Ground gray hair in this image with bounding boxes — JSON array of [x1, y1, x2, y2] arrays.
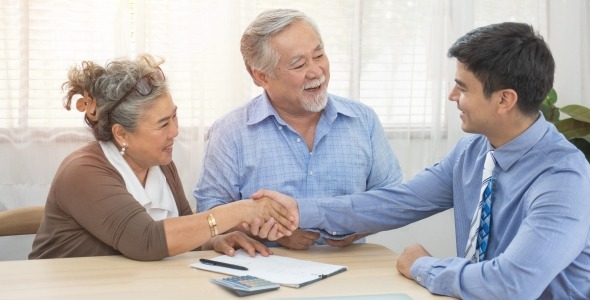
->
[[240, 9, 323, 86], [92, 54, 167, 141]]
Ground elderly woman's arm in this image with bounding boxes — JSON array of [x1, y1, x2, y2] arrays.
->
[[163, 198, 297, 256]]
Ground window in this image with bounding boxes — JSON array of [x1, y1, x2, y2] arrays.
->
[[0, 0, 550, 132]]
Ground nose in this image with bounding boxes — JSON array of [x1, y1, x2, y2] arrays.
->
[[170, 117, 179, 138], [448, 85, 459, 102], [306, 60, 323, 79]]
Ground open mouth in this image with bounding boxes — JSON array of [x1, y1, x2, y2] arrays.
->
[[303, 75, 325, 92], [304, 84, 321, 92]]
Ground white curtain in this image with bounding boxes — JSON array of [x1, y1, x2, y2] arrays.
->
[[1, 0, 588, 259]]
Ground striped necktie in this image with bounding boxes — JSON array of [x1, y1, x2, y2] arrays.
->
[[464, 150, 496, 263]]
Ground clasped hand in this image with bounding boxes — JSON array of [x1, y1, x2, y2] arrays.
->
[[244, 190, 365, 249], [241, 190, 300, 241]]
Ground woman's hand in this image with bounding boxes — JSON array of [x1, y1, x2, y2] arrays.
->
[[242, 190, 300, 240], [209, 231, 272, 257], [243, 217, 283, 241], [240, 192, 299, 237]]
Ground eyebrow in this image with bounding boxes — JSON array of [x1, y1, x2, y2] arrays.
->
[[455, 79, 467, 89], [287, 43, 325, 68], [156, 106, 177, 124]]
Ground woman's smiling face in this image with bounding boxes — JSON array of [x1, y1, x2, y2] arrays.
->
[[122, 93, 179, 173]]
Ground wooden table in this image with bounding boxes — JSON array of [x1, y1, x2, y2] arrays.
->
[[0, 244, 452, 299]]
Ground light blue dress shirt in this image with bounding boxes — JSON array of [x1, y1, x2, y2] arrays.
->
[[297, 115, 590, 299], [194, 92, 403, 243]]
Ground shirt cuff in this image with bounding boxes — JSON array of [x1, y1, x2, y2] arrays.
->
[[410, 256, 439, 288], [296, 198, 322, 228]]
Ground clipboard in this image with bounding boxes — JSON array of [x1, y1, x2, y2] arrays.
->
[[191, 249, 348, 288]]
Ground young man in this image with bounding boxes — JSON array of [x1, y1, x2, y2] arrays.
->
[[255, 22, 590, 298], [193, 9, 402, 249]]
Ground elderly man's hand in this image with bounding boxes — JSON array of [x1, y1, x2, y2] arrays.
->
[[275, 229, 320, 250], [325, 233, 370, 248]]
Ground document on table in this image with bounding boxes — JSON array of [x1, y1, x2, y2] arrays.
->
[[191, 249, 347, 288]]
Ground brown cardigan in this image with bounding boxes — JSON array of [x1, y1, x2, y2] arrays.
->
[[29, 141, 193, 261]]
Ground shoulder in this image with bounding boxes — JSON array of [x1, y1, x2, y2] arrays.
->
[[523, 130, 590, 210], [210, 95, 264, 130], [56, 142, 120, 181], [59, 142, 112, 174], [207, 95, 273, 144], [541, 126, 584, 159], [446, 134, 487, 164], [328, 94, 380, 125], [330, 94, 377, 113], [455, 134, 485, 150], [50, 141, 125, 203], [536, 128, 590, 174]]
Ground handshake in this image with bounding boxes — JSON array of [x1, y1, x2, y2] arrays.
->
[[239, 190, 367, 249], [242, 190, 300, 241]]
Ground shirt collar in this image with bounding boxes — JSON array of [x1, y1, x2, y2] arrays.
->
[[246, 92, 277, 126], [246, 92, 358, 126], [491, 113, 548, 171]]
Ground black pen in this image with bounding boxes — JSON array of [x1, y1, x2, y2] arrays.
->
[[199, 258, 249, 271]]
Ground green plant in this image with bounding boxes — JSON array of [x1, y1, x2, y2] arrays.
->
[[540, 88, 590, 163]]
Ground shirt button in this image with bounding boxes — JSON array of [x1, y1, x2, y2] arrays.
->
[[332, 231, 337, 235], [415, 276, 422, 282], [296, 138, 301, 143], [309, 171, 313, 176], [278, 126, 282, 130]]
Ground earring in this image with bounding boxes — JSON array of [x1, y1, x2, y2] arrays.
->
[[120, 143, 127, 156]]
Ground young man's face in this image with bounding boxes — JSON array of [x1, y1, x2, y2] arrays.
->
[[448, 61, 499, 136]]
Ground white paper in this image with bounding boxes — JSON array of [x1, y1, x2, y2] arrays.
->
[[191, 250, 347, 288]]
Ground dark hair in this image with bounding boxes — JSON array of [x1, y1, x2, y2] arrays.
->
[[448, 22, 554, 115]]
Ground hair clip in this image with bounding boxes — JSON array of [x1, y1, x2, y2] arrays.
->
[[75, 90, 97, 121]]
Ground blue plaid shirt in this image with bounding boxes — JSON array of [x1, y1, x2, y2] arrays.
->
[[194, 92, 402, 242]]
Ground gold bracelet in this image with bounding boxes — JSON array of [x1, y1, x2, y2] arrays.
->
[[207, 214, 218, 237]]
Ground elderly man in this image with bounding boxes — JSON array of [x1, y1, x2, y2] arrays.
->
[[194, 9, 402, 250]]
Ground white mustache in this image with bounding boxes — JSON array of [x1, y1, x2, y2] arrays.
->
[[304, 75, 326, 90]]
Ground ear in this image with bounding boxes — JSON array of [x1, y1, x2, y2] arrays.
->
[[496, 89, 518, 113], [111, 124, 128, 147], [252, 69, 270, 89]]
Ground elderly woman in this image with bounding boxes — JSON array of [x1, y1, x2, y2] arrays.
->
[[29, 54, 296, 261]]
